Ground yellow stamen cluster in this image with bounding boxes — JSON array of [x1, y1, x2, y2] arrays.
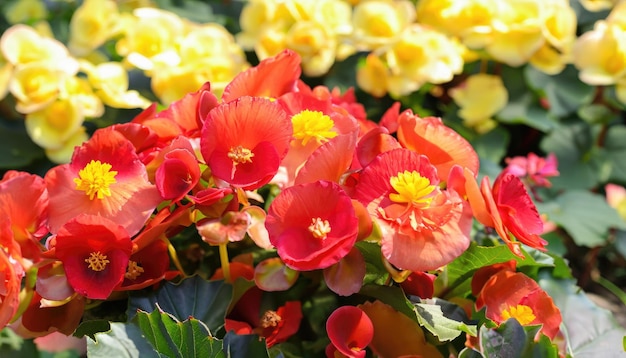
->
[[291, 110, 337, 146], [85, 251, 110, 272], [501, 304, 536, 325], [308, 217, 331, 240], [74, 160, 118, 200], [389, 170, 436, 205], [228, 145, 255, 165], [260, 310, 282, 328], [125, 260, 145, 280]]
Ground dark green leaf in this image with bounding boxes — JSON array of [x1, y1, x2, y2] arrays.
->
[[479, 319, 527, 358], [0, 119, 45, 169], [0, 328, 38, 358], [358, 284, 416, 323], [87, 322, 161, 358], [356, 241, 389, 286], [470, 127, 510, 164], [539, 276, 626, 356], [73, 320, 111, 341], [604, 124, 626, 183], [128, 276, 233, 334], [459, 347, 485, 358], [413, 302, 477, 341], [135, 308, 223, 358], [222, 331, 270, 358], [536, 191, 626, 247]]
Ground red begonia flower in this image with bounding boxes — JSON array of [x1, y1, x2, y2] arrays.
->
[[326, 306, 374, 358], [18, 292, 85, 337], [115, 239, 179, 291], [471, 260, 517, 296], [354, 148, 472, 272], [200, 96, 292, 190], [221, 49, 301, 102], [0, 171, 48, 260], [45, 128, 162, 236], [54, 214, 133, 300], [0, 246, 23, 328], [266, 180, 358, 271], [397, 110, 479, 181], [475, 271, 562, 340], [154, 137, 201, 202], [400, 271, 437, 299]]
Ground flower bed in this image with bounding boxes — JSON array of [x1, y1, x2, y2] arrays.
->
[[0, 0, 626, 357]]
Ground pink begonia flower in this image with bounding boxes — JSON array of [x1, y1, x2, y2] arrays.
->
[[323, 247, 366, 296], [200, 96, 293, 190], [354, 148, 472, 272], [45, 128, 162, 236], [503, 152, 559, 188], [266, 180, 359, 271], [325, 306, 374, 358], [606, 183, 626, 220]]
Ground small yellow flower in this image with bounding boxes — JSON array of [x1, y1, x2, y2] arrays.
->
[[68, 0, 121, 57], [352, 0, 415, 49], [44, 127, 88, 164], [450, 74, 508, 133], [5, 0, 48, 25], [25, 98, 84, 150]]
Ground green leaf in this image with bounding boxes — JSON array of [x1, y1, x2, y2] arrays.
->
[[87, 322, 161, 358], [536, 190, 626, 247], [358, 284, 416, 323], [0, 328, 38, 358], [458, 348, 485, 358], [470, 127, 510, 164], [604, 124, 626, 183], [356, 241, 389, 286], [413, 302, 477, 341], [128, 276, 233, 334], [222, 331, 271, 358], [524, 65, 594, 118], [135, 308, 223, 358], [540, 122, 598, 190], [0, 119, 45, 169], [73, 320, 111, 341], [479, 319, 558, 358], [539, 276, 626, 356]]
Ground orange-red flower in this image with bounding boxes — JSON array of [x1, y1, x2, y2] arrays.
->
[[53, 214, 133, 300], [475, 270, 562, 340], [325, 306, 374, 358], [0, 245, 23, 328], [200, 96, 292, 190], [266, 180, 358, 271], [452, 168, 548, 256], [154, 137, 200, 202], [221, 49, 302, 102], [45, 128, 162, 236], [354, 148, 472, 272], [115, 239, 179, 291]]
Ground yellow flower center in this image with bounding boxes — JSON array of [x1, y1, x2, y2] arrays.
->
[[291, 110, 337, 146], [501, 304, 536, 325], [85, 251, 110, 272], [389, 170, 436, 205], [308, 217, 331, 240], [228, 145, 254, 165], [124, 260, 145, 280], [74, 160, 118, 200], [260, 310, 282, 328]]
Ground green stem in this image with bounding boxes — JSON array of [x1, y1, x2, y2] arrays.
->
[[593, 274, 626, 307], [219, 243, 231, 283]]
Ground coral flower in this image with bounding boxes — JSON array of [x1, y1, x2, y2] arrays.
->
[[154, 137, 201, 202], [200, 96, 292, 190], [475, 271, 562, 340], [115, 239, 179, 291], [53, 214, 133, 300], [503, 152, 559, 188], [0, 247, 23, 328], [326, 306, 374, 358], [354, 148, 472, 272], [266, 180, 358, 271], [221, 49, 301, 102], [45, 128, 162, 236], [452, 168, 548, 256]]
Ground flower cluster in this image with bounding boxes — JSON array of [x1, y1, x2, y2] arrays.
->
[[0, 49, 566, 356]]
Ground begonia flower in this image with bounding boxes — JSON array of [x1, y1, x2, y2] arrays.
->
[[115, 239, 179, 291], [451, 168, 547, 256], [45, 128, 162, 236], [354, 148, 472, 272], [326, 306, 374, 358], [154, 137, 201, 202], [221, 49, 301, 102], [266, 180, 358, 271], [606, 183, 626, 220], [17, 292, 85, 337], [397, 110, 479, 181], [53, 214, 133, 300], [475, 270, 562, 340], [200, 96, 292, 190], [0, 246, 23, 328], [471, 260, 517, 297], [503, 153, 560, 189], [400, 271, 437, 299]]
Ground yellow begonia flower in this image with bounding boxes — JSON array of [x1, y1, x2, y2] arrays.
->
[[44, 127, 89, 164], [237, 0, 278, 50], [0, 61, 13, 101], [529, 1, 577, 75], [0, 24, 78, 74], [63, 76, 104, 118], [115, 8, 185, 71], [9, 62, 67, 114], [356, 53, 390, 98], [285, 21, 336, 77], [386, 25, 464, 87], [449, 73, 508, 134], [68, 0, 121, 57], [573, 20, 626, 85], [352, 0, 415, 49], [83, 61, 151, 109], [25, 98, 84, 150], [5, 0, 48, 24], [255, 27, 288, 60], [580, 0, 619, 12]]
